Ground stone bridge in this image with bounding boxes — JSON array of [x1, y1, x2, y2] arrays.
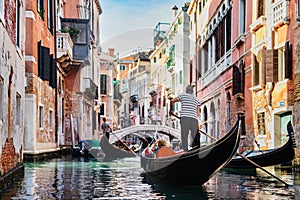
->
[[109, 124, 180, 143]]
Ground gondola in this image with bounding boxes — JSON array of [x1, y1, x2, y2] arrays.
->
[[72, 139, 105, 159], [140, 117, 242, 185], [100, 134, 150, 161], [225, 121, 296, 169]]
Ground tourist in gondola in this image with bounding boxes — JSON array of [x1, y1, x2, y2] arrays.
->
[[151, 138, 183, 158], [101, 117, 112, 140], [169, 85, 201, 151]]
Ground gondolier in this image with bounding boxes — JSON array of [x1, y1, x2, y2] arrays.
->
[[101, 117, 112, 140], [169, 85, 201, 151]]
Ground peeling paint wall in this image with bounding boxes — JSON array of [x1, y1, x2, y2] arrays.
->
[[0, 0, 26, 175]]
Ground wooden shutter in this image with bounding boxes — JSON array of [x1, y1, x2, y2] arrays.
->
[[42, 46, 51, 81], [50, 58, 57, 88], [285, 41, 292, 79]]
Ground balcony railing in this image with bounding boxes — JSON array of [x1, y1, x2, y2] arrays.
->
[[272, 0, 289, 28], [56, 32, 73, 59], [83, 78, 98, 99]]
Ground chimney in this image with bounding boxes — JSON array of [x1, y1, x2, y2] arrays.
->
[[172, 5, 178, 17], [108, 48, 115, 57]]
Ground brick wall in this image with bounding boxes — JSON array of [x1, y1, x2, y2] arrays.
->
[[0, 138, 22, 176], [293, 26, 300, 162]]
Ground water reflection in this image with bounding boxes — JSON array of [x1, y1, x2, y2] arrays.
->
[[1, 156, 300, 199]]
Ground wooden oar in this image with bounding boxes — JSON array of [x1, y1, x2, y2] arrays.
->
[[200, 130, 290, 187], [110, 131, 139, 157]]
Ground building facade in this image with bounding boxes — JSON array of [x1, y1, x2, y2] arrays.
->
[[0, 0, 26, 185], [24, 0, 57, 153]]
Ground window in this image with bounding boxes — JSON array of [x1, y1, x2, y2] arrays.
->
[[100, 103, 106, 116], [37, 0, 44, 19], [226, 10, 232, 52], [253, 53, 265, 85], [153, 57, 157, 63], [0, 0, 4, 23], [0, 77, 3, 121], [49, 110, 53, 130], [16, 93, 21, 125], [120, 65, 126, 70], [39, 105, 44, 128], [257, 112, 266, 135], [62, 98, 64, 132], [239, 0, 246, 35], [47, 0, 53, 33], [298, 0, 300, 20], [257, 0, 265, 18], [278, 47, 286, 81], [100, 74, 107, 95], [16, 0, 21, 48], [226, 92, 231, 131]]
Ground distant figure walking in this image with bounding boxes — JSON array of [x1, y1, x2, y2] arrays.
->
[[129, 110, 136, 125], [101, 117, 112, 140]]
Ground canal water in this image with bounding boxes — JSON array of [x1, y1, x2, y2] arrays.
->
[[1, 155, 300, 199]]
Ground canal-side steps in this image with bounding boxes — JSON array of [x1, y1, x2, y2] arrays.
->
[[23, 146, 71, 162]]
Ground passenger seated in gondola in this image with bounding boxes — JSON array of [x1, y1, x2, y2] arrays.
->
[[151, 138, 184, 158]]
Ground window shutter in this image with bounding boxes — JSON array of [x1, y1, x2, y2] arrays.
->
[[38, 41, 43, 78], [285, 41, 292, 79], [42, 46, 51, 81], [50, 58, 57, 88]]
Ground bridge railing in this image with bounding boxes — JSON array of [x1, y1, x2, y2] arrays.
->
[[109, 124, 180, 143]]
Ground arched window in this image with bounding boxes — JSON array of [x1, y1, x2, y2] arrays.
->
[[226, 92, 231, 131], [210, 102, 216, 139], [217, 99, 221, 138], [203, 106, 208, 143]]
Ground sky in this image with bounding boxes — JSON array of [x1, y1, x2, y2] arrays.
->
[[100, 0, 188, 57]]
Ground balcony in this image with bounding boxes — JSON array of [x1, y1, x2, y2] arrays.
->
[[113, 83, 122, 106], [148, 83, 159, 95], [250, 16, 266, 32], [61, 18, 90, 62], [56, 32, 73, 60], [83, 78, 98, 99], [272, 0, 290, 28]]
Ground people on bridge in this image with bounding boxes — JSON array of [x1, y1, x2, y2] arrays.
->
[[169, 85, 201, 151], [101, 117, 112, 140], [129, 110, 136, 125]]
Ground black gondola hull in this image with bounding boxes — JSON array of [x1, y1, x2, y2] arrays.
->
[[141, 119, 241, 185], [225, 138, 295, 169]]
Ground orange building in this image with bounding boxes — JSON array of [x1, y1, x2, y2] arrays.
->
[[24, 0, 57, 154]]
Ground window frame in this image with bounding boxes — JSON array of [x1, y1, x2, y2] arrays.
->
[[277, 47, 286, 82], [239, 0, 246, 35], [39, 105, 44, 128]]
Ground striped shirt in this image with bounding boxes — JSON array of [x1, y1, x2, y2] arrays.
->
[[178, 93, 201, 120]]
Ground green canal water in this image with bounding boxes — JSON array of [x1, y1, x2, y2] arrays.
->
[[1, 156, 300, 199]]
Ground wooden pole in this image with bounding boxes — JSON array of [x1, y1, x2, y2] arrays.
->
[[200, 129, 290, 187]]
